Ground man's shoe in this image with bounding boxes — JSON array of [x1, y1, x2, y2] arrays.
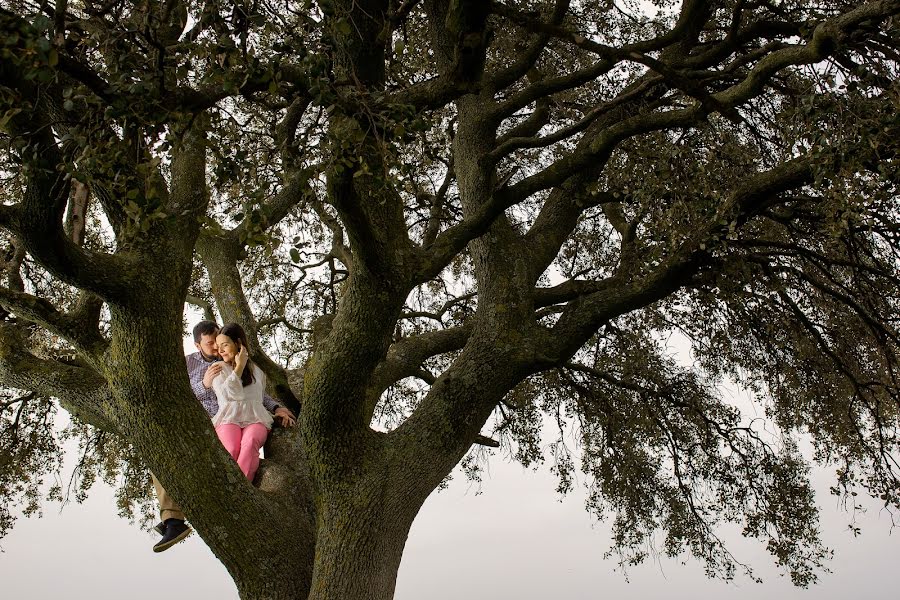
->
[[152, 519, 192, 553], [153, 521, 165, 536]]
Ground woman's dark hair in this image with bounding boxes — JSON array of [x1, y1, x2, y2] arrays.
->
[[219, 323, 255, 387]]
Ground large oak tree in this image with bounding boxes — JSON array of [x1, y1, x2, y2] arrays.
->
[[1, 0, 899, 598]]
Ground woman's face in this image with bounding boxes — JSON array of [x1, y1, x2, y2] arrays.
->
[[216, 334, 239, 363]]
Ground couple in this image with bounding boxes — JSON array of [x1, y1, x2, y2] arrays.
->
[[152, 320, 296, 552]]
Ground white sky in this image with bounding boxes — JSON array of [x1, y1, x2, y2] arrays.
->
[[2, 326, 898, 600], [1, 443, 897, 599], [1, 316, 898, 599]]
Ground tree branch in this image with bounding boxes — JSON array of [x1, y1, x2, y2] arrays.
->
[[233, 168, 315, 240], [489, 74, 663, 163], [365, 323, 473, 419], [0, 323, 117, 432], [542, 154, 817, 365], [418, 104, 702, 284], [484, 0, 571, 93], [400, 292, 476, 323], [0, 63, 139, 301], [0, 287, 107, 356], [186, 294, 217, 322], [196, 232, 301, 414]]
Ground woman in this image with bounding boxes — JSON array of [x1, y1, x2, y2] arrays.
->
[[211, 322, 274, 481]]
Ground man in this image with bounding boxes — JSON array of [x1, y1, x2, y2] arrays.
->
[[151, 320, 296, 552]]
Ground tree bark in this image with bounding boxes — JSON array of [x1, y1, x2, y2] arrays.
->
[[65, 180, 90, 246], [307, 486, 414, 600]]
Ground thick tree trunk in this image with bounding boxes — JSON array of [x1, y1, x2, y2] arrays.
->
[[308, 514, 410, 600], [233, 573, 314, 600], [105, 300, 316, 597], [306, 478, 418, 600]]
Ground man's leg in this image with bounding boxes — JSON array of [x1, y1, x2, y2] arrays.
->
[[150, 473, 185, 523], [237, 423, 269, 481], [150, 473, 191, 553]]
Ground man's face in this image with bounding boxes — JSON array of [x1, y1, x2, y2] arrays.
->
[[195, 331, 220, 360]]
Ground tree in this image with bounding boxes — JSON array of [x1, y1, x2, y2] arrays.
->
[[0, 0, 898, 598]]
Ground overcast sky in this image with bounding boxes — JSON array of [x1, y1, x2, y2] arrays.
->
[[1, 407, 897, 599], [2, 321, 898, 598]]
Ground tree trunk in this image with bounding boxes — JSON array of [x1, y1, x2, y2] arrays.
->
[[233, 570, 315, 600], [99, 267, 317, 597], [307, 494, 415, 600]]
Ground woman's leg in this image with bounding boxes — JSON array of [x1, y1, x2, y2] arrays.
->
[[236, 423, 269, 481], [215, 423, 242, 460]]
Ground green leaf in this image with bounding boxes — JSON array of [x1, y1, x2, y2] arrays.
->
[[0, 108, 22, 128], [335, 18, 352, 36]]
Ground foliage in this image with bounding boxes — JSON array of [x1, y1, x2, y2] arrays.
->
[[0, 0, 898, 597]]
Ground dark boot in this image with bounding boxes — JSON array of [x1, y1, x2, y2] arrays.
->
[[152, 519, 192, 553]]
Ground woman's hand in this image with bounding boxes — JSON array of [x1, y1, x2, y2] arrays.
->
[[234, 345, 248, 376]]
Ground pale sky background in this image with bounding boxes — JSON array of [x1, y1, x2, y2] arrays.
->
[[0, 435, 897, 599], [0, 333, 897, 599]]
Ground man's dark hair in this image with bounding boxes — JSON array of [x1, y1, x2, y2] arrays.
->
[[192, 320, 220, 343]]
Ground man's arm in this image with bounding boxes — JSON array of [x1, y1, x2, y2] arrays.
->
[[257, 368, 295, 426], [187, 354, 219, 417], [262, 392, 282, 414]]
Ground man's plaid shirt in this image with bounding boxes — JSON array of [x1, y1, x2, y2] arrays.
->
[[186, 352, 282, 417]]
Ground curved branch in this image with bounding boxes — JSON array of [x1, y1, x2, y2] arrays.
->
[[400, 292, 476, 322], [0, 287, 107, 356], [311, 198, 354, 270], [489, 74, 663, 163], [491, 58, 617, 123], [0, 324, 117, 433], [186, 294, 217, 322], [385, 75, 480, 111], [366, 323, 473, 419], [709, 1, 900, 109]]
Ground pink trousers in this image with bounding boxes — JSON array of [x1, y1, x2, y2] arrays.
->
[[214, 423, 269, 481]]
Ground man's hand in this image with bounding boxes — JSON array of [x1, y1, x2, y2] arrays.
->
[[202, 362, 224, 388], [274, 407, 296, 427]]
